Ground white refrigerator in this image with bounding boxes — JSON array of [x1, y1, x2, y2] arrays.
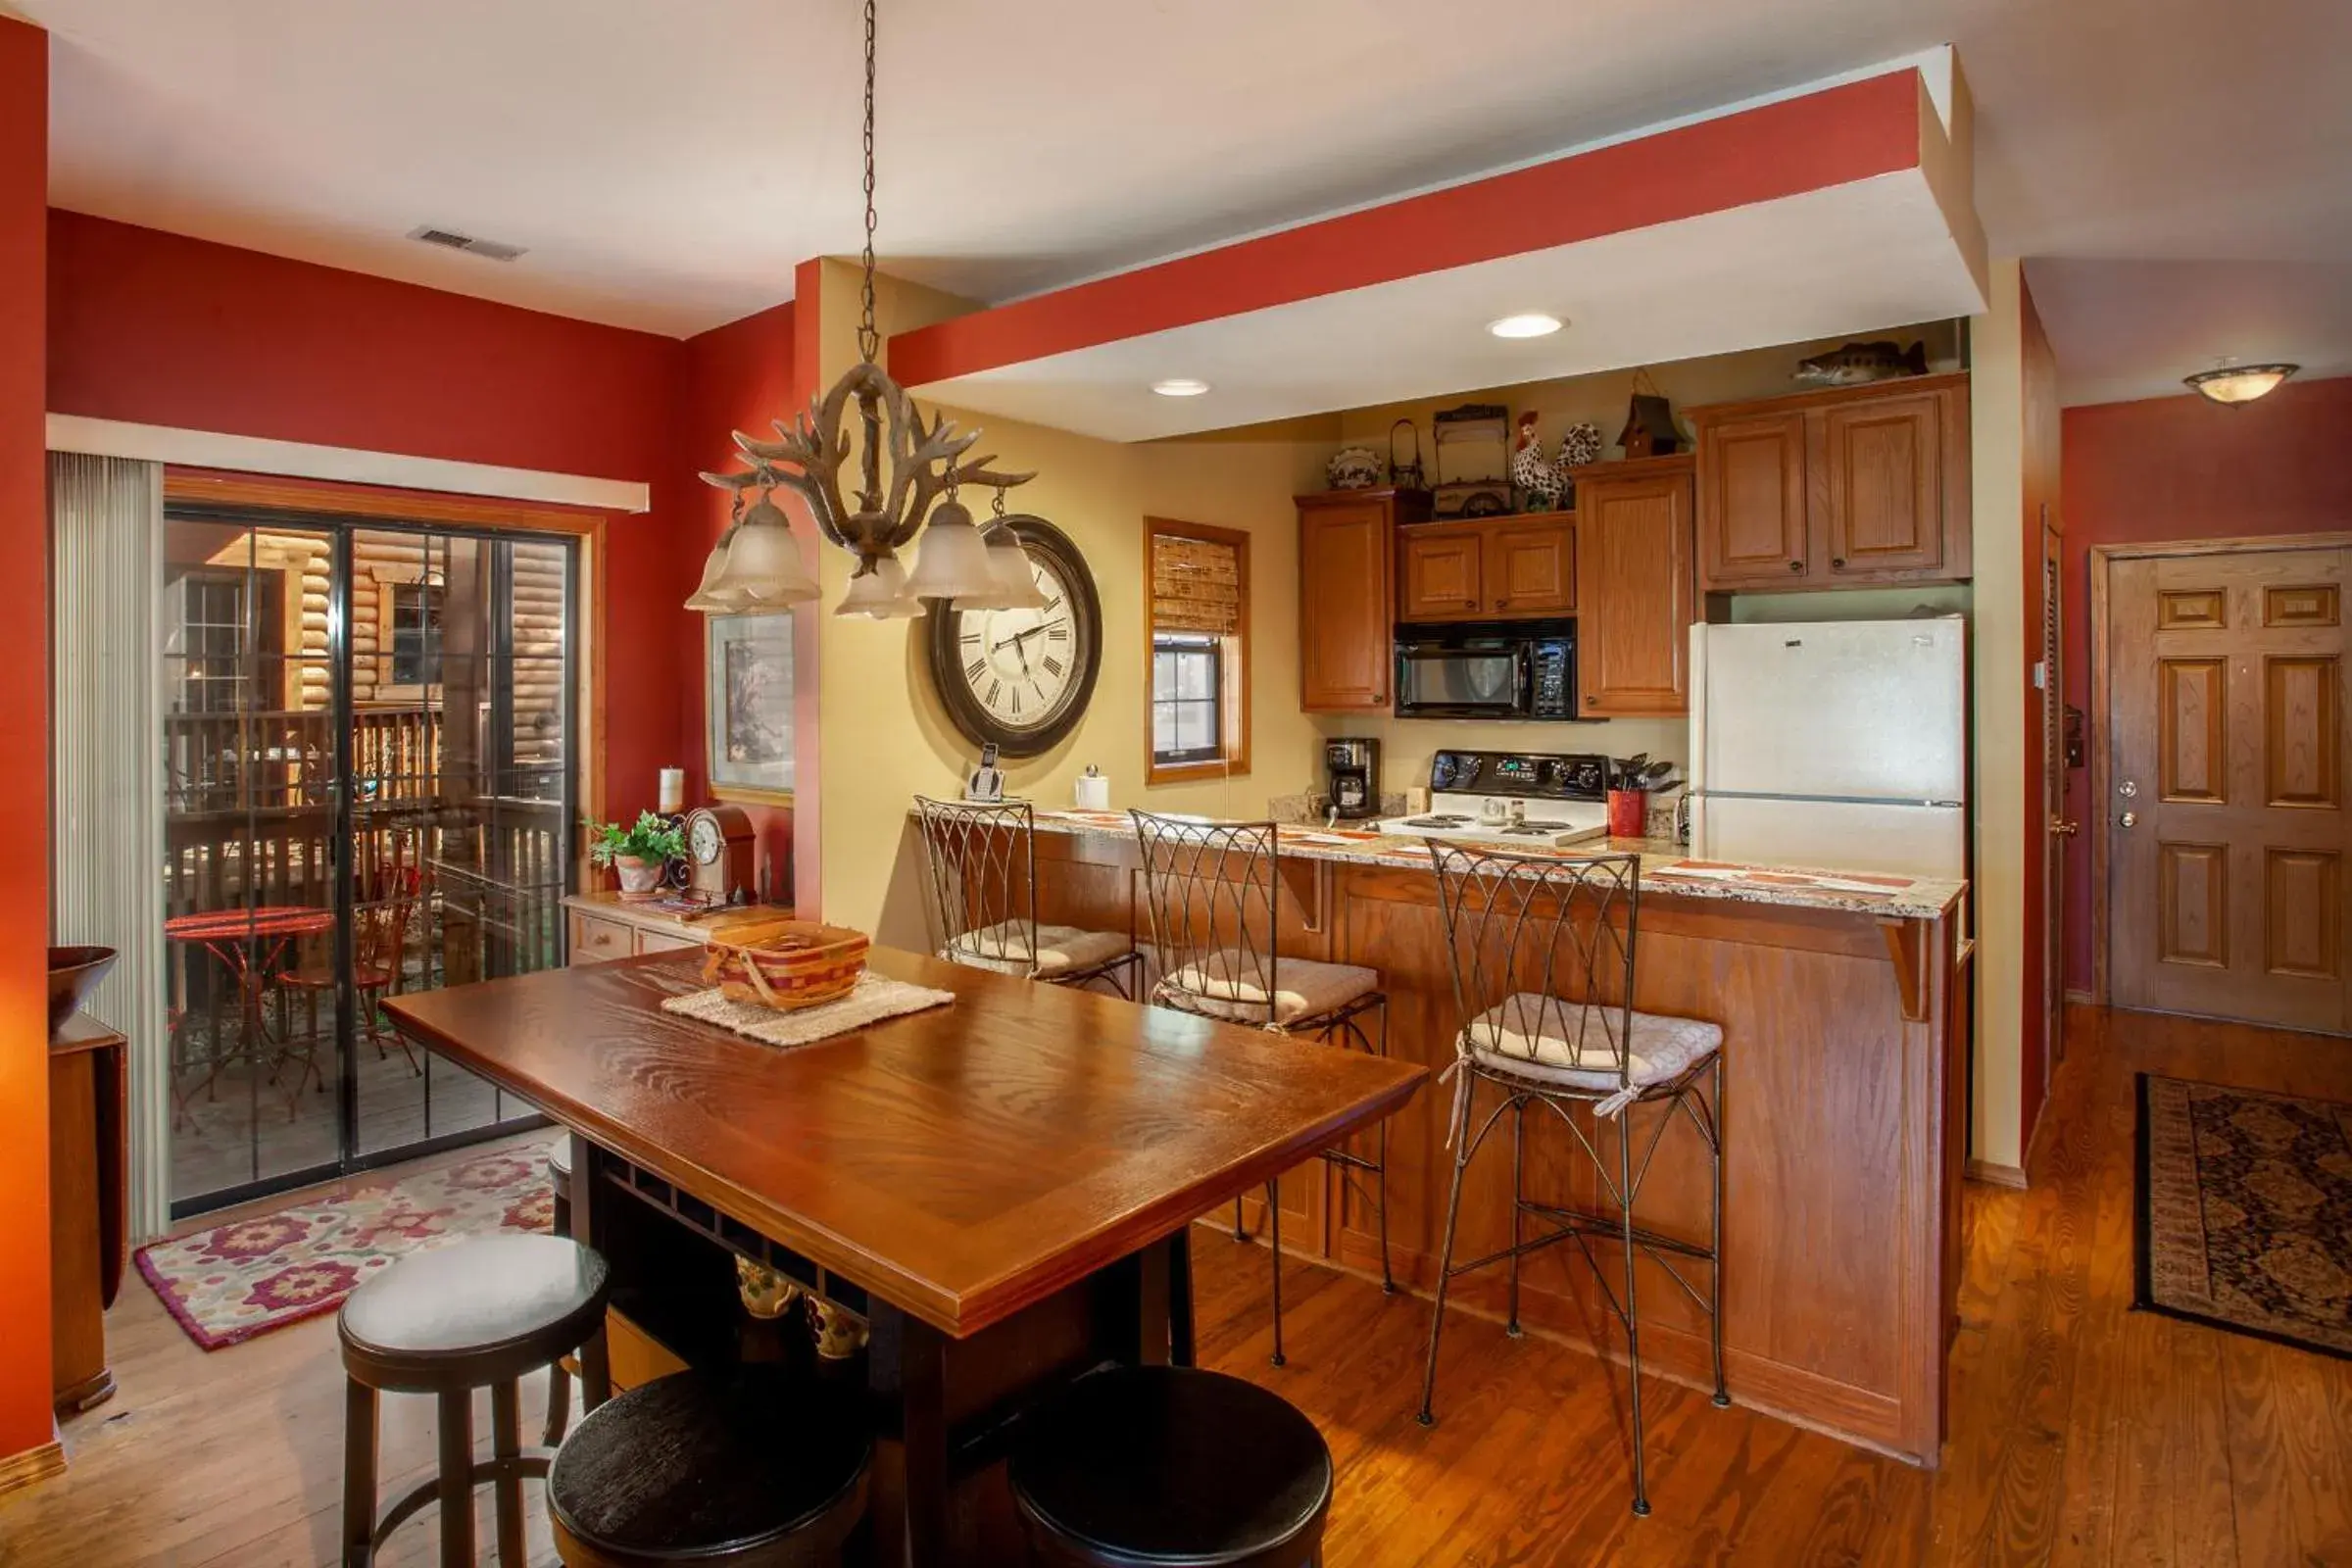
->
[[1687, 616, 1968, 880]]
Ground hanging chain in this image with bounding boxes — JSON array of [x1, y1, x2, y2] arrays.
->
[[857, 0, 880, 364]]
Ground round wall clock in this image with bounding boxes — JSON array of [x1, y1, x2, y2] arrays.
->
[[926, 515, 1102, 760]]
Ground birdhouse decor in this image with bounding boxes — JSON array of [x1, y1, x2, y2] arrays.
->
[[1616, 372, 1682, 459]]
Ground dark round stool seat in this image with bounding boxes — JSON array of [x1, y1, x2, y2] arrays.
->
[[341, 1232, 611, 1392], [1009, 1366, 1333, 1568], [549, 1365, 871, 1567]]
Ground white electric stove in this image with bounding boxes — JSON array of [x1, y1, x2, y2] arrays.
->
[[1372, 749, 1611, 849]]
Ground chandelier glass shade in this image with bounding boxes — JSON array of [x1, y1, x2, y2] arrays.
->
[[684, 493, 822, 612], [974, 523, 1050, 611], [686, 0, 1038, 617], [834, 553, 925, 619]]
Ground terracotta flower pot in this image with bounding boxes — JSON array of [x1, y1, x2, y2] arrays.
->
[[613, 854, 663, 900]]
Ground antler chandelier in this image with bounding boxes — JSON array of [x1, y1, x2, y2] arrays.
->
[[687, 0, 1042, 620]]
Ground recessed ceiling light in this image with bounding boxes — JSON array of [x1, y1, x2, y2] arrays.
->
[[1488, 313, 1564, 340], [1152, 378, 1211, 397], [2183, 361, 2298, 406]]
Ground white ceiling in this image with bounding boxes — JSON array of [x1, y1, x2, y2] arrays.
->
[[21, 0, 2352, 398], [925, 173, 1984, 442], [2025, 259, 2352, 407]]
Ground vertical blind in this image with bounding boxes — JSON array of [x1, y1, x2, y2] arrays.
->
[[51, 454, 170, 1241]]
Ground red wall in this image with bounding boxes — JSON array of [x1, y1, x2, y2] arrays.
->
[[672, 300, 802, 898], [2060, 376, 2352, 989], [45, 211, 697, 813], [0, 15, 52, 1468]]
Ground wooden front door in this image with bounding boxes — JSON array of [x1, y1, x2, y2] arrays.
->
[[2109, 544, 2348, 1033]]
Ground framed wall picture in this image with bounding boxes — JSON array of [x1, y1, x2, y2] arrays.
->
[[705, 612, 795, 803]]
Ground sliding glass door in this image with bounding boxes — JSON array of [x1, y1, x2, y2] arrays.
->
[[163, 511, 575, 1215]]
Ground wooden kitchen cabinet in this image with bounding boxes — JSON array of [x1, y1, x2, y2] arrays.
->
[[1396, 514, 1574, 621], [1399, 524, 1484, 619], [563, 892, 794, 966], [1689, 373, 1971, 591], [1298, 488, 1427, 710], [1570, 455, 1696, 716]]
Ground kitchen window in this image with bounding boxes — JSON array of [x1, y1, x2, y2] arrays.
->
[[1145, 518, 1250, 784]]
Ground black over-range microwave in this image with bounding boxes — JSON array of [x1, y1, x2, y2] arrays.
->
[[1393, 619, 1582, 721]]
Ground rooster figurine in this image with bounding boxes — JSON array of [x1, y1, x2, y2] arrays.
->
[[1508, 411, 1564, 510]]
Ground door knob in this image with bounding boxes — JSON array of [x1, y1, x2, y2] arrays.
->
[[1788, 560, 1803, 572], [2050, 817, 2079, 837], [2118, 810, 2137, 828]]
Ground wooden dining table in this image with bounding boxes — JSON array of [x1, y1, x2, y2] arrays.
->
[[383, 946, 1425, 1566]]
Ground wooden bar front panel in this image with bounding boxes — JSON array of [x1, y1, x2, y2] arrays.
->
[[1033, 833, 1963, 1463]]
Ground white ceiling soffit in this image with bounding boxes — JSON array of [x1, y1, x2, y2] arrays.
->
[[24, 0, 2348, 348], [910, 178, 1984, 442], [2025, 258, 2352, 407]]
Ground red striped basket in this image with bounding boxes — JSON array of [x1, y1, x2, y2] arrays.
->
[[701, 922, 870, 1011]]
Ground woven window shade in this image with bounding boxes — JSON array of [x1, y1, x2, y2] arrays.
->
[[1151, 533, 1241, 636]]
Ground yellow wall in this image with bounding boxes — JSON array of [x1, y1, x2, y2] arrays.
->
[[1968, 258, 2028, 1171], [808, 265, 1327, 941]]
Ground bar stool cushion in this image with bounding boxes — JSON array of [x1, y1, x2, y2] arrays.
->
[[1009, 1366, 1331, 1566], [548, 1365, 870, 1564], [1163, 950, 1378, 1026], [948, 920, 1133, 977], [340, 1233, 610, 1391], [1467, 994, 1722, 1094]]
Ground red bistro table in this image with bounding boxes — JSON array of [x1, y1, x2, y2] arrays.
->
[[165, 905, 336, 1120]]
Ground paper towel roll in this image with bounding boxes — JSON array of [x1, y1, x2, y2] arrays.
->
[[1074, 771, 1110, 810]]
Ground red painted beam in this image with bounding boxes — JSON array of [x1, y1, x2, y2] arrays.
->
[[890, 71, 1923, 387]]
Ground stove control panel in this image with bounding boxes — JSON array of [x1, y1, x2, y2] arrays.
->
[[1427, 750, 1608, 802]]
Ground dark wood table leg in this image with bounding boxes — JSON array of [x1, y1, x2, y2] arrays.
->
[[871, 1304, 950, 1568], [1139, 1238, 1172, 1369], [570, 1141, 612, 1411], [1166, 1228, 1196, 1368]]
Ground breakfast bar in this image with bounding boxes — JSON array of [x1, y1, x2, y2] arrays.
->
[[1013, 808, 1973, 1465], [383, 946, 1424, 1565]]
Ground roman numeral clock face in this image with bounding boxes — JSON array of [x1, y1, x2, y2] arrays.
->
[[926, 517, 1102, 760]]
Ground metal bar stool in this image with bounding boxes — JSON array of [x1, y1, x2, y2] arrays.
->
[[339, 1232, 612, 1567], [915, 796, 1143, 997], [1008, 1365, 1331, 1568], [1129, 811, 1394, 1368], [1416, 842, 1727, 1516], [548, 1365, 871, 1567]]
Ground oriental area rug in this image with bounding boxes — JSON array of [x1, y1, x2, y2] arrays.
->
[[2136, 1074, 2352, 1359], [137, 1135, 563, 1350]]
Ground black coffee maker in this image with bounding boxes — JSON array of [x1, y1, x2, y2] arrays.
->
[[1323, 738, 1381, 820]]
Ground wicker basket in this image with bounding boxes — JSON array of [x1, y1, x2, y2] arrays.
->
[[702, 922, 870, 1011]]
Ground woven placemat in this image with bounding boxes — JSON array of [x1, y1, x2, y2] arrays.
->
[[661, 973, 955, 1050]]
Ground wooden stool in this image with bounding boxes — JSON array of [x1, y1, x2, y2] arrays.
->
[[340, 1233, 612, 1568], [546, 1137, 578, 1445], [1008, 1366, 1332, 1568], [548, 1365, 871, 1567]]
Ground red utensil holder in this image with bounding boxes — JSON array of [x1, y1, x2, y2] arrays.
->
[[1606, 788, 1647, 839]]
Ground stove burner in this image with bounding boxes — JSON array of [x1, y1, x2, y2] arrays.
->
[[1400, 814, 1470, 827]]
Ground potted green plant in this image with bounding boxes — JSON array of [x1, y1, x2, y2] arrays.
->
[[588, 810, 685, 901]]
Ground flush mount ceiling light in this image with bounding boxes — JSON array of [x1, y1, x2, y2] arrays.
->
[[1152, 378, 1211, 397], [1487, 313, 1564, 340], [2184, 361, 2299, 406], [691, 0, 1035, 618]]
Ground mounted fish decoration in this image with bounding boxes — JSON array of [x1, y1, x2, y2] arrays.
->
[[1793, 339, 1930, 386]]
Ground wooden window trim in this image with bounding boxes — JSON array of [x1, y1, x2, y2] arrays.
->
[[1144, 516, 1251, 788], [164, 466, 612, 822]]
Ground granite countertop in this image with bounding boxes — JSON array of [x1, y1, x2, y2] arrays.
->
[[1003, 807, 1966, 920]]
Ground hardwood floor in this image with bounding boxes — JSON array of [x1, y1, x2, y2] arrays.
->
[[3, 1004, 2347, 1566]]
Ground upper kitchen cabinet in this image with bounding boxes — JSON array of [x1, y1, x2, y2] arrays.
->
[[1689, 372, 1971, 592], [1570, 455, 1696, 717], [1397, 515, 1575, 621], [1298, 488, 1427, 710]]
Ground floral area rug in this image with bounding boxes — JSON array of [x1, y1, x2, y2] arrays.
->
[[2136, 1074, 2352, 1358], [136, 1136, 563, 1350]]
